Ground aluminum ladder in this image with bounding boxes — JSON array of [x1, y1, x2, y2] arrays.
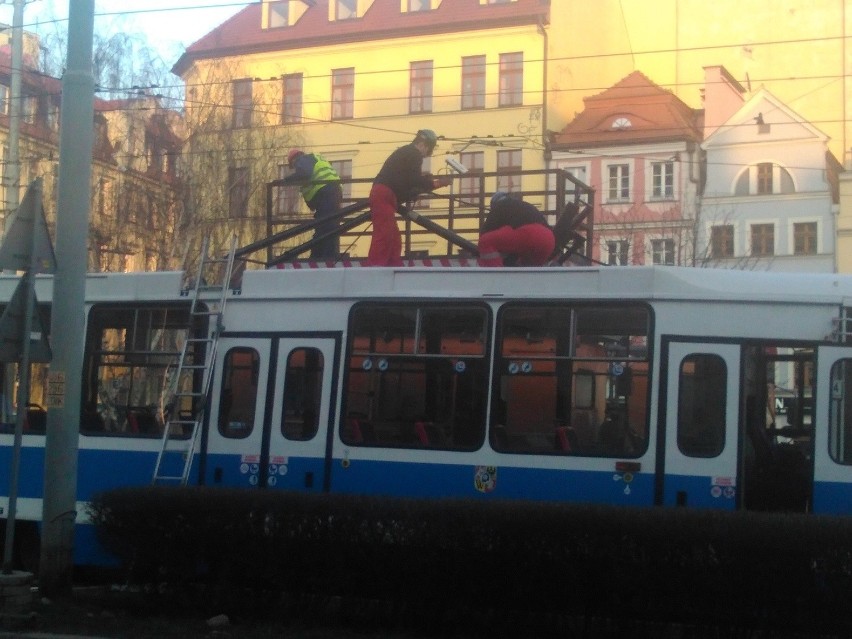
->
[[152, 234, 237, 485]]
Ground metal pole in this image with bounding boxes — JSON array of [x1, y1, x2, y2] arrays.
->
[[4, 0, 23, 221], [1, 0, 25, 426], [39, 0, 95, 596], [1, 200, 36, 574]]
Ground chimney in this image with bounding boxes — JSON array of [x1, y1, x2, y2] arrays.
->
[[702, 65, 746, 139]]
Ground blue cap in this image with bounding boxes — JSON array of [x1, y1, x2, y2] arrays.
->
[[491, 191, 509, 208]]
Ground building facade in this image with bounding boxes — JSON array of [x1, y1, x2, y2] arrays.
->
[[171, 0, 553, 259], [699, 70, 839, 273], [0, 35, 184, 272], [550, 71, 703, 266], [172, 0, 849, 265]]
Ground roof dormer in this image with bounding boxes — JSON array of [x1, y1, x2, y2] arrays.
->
[[401, 0, 442, 11], [329, 0, 376, 21], [262, 0, 312, 29]]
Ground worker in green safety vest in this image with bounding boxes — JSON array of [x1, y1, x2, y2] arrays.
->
[[282, 149, 343, 260]]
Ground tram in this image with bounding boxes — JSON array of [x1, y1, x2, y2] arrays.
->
[[2, 261, 852, 566]]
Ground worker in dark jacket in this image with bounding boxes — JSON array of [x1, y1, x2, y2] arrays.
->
[[478, 192, 555, 266], [282, 149, 342, 260], [366, 129, 452, 266]]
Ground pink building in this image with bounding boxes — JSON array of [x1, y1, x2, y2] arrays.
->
[[550, 71, 703, 265]]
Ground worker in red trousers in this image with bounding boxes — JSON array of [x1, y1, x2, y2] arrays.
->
[[366, 129, 452, 266], [478, 191, 555, 266]]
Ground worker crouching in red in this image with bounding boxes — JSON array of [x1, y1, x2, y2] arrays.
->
[[366, 129, 452, 266], [478, 192, 555, 266]]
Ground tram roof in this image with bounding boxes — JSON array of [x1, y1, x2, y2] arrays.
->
[[5, 266, 852, 307], [238, 265, 852, 306]]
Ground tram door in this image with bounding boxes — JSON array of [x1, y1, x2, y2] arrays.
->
[[661, 341, 740, 509], [813, 346, 852, 514], [203, 334, 338, 492]]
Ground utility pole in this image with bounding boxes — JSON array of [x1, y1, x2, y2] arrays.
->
[[39, 0, 94, 596], [3, 0, 23, 224], [0, 0, 25, 426]]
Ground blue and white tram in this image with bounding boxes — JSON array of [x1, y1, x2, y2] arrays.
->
[[3, 263, 852, 566]]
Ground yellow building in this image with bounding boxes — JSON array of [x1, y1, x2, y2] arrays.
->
[[173, 0, 850, 263], [172, 0, 552, 261]]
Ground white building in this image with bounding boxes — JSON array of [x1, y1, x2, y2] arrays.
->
[[699, 67, 840, 273]]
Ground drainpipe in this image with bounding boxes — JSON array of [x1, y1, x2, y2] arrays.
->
[[537, 18, 550, 162], [687, 140, 703, 266]]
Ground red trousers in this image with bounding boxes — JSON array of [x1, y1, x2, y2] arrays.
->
[[478, 223, 555, 267], [366, 183, 404, 267]]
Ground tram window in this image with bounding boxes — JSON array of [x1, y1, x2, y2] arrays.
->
[[343, 303, 488, 450], [81, 303, 196, 436], [281, 348, 323, 441], [0, 362, 51, 434], [829, 359, 852, 464], [677, 354, 726, 458], [492, 304, 650, 457], [575, 306, 649, 360], [0, 301, 51, 433], [500, 306, 572, 358], [351, 306, 417, 355], [218, 347, 259, 439]]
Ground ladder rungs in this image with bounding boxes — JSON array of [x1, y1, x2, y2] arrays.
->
[[155, 233, 236, 486]]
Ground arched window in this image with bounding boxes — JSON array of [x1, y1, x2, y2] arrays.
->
[[734, 163, 795, 196]]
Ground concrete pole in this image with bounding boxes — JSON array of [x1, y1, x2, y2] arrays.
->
[[1, 0, 25, 425], [4, 0, 23, 220], [39, 0, 94, 596]]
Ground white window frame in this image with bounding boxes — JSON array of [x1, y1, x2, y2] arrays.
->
[[748, 220, 776, 257], [605, 239, 630, 265], [605, 162, 631, 203], [650, 237, 675, 265], [650, 160, 675, 200], [789, 217, 821, 256]]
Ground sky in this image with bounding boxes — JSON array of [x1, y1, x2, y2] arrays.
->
[[0, 0, 250, 66]]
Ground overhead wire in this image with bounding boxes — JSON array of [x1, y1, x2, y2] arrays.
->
[[0, 2, 846, 176]]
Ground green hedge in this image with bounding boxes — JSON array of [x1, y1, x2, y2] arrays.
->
[[88, 487, 852, 634]]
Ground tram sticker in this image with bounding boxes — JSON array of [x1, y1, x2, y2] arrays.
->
[[249, 475, 259, 486], [454, 360, 466, 373], [268, 464, 278, 475], [610, 363, 624, 376], [378, 358, 389, 371], [474, 466, 497, 493], [239, 463, 250, 474], [268, 476, 277, 487], [362, 359, 373, 371], [508, 362, 520, 374], [521, 361, 532, 373], [710, 476, 736, 499], [46, 371, 65, 408], [613, 470, 634, 495]]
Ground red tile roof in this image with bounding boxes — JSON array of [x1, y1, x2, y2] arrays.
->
[[551, 71, 704, 148], [173, 0, 549, 75]]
